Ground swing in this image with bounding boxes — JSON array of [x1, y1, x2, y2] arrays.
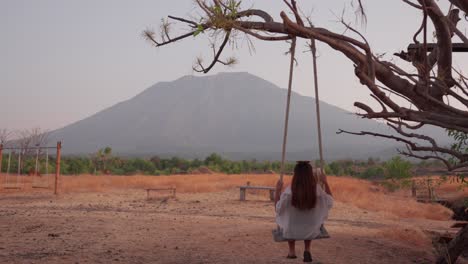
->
[[3, 151, 22, 189], [32, 147, 50, 189], [272, 37, 330, 242]]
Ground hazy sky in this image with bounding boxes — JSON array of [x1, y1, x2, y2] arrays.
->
[[1, 0, 467, 131]]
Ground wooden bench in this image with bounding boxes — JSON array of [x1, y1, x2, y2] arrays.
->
[[451, 222, 468, 228], [434, 222, 468, 243], [145, 188, 176, 200], [238, 186, 275, 201], [416, 197, 448, 204], [412, 179, 440, 203]]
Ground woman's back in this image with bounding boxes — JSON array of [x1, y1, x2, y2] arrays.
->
[[276, 184, 333, 240]]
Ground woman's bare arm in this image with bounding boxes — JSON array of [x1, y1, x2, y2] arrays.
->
[[274, 180, 283, 207], [321, 173, 333, 197], [323, 180, 333, 197]]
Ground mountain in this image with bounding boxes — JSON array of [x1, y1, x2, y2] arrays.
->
[[49, 72, 451, 161]]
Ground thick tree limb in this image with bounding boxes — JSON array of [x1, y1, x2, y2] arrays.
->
[[420, 0, 455, 87], [448, 0, 468, 14]]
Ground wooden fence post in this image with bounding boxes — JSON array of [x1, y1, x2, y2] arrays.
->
[[240, 188, 246, 201], [54, 141, 61, 195], [0, 144, 3, 174], [427, 178, 433, 201]]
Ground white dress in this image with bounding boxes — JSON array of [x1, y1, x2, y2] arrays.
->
[[275, 185, 333, 240]]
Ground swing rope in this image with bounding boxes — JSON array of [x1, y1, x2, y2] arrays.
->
[[311, 39, 325, 173], [2, 151, 8, 187], [46, 148, 49, 175], [17, 151, 21, 187], [6, 152, 11, 187], [34, 147, 39, 175], [7, 151, 11, 175], [46, 148, 50, 186], [279, 37, 297, 182], [17, 152, 21, 175]]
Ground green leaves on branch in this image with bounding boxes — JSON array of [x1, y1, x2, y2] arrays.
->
[[448, 129, 468, 154], [192, 0, 242, 37], [193, 25, 205, 37]]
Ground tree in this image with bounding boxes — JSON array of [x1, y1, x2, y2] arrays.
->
[[327, 161, 343, 176], [17, 128, 50, 155], [0, 129, 11, 173], [204, 153, 223, 166], [0, 129, 11, 146], [448, 130, 468, 182], [150, 155, 161, 169], [132, 158, 156, 174], [384, 156, 412, 181], [146, 1, 468, 262], [64, 157, 92, 175], [92, 146, 113, 174], [360, 166, 385, 180], [14, 128, 50, 173]]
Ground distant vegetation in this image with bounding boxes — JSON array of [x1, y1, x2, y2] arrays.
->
[[1, 147, 428, 181], [58, 150, 297, 176]]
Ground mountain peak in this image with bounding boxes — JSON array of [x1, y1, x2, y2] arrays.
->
[[175, 71, 257, 81], [49, 72, 437, 160]]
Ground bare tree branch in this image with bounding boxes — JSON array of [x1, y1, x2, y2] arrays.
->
[[193, 30, 232, 73]]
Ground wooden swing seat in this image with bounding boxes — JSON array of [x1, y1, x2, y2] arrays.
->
[[272, 225, 330, 242], [3, 185, 22, 189], [32, 185, 49, 189]]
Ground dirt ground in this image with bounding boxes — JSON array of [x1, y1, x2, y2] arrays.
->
[[1, 187, 467, 264]]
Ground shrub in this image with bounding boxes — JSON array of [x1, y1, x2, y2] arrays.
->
[[359, 166, 385, 179], [384, 156, 412, 181]]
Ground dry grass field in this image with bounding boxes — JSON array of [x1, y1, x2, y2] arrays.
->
[[58, 174, 457, 220], [0, 173, 467, 263]]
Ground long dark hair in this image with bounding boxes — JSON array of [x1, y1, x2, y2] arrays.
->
[[291, 161, 317, 210]]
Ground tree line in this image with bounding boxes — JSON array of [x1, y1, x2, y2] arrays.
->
[[1, 146, 421, 182]]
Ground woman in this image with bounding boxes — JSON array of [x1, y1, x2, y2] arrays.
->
[[274, 161, 333, 262]]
